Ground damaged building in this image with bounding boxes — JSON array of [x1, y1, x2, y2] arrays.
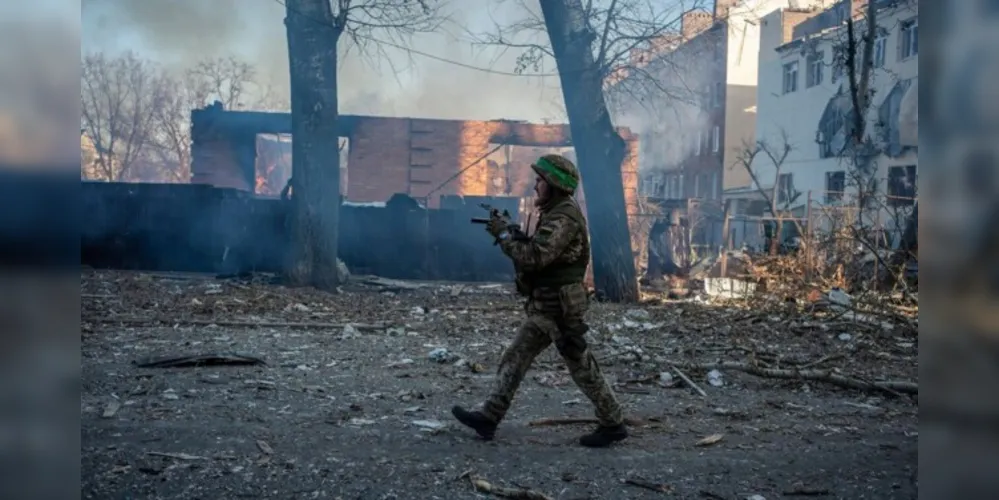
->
[[747, 0, 918, 245], [607, 0, 817, 278], [189, 102, 640, 214], [78, 103, 643, 282]]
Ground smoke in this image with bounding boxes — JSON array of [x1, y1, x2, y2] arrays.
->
[[609, 42, 716, 174], [81, 0, 566, 122], [0, 0, 80, 166]]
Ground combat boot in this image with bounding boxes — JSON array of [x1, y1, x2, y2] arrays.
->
[[579, 423, 628, 447], [451, 406, 498, 440]]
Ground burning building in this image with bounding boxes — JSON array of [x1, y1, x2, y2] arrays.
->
[[188, 103, 640, 214]]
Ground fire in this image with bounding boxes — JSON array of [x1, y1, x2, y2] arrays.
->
[[254, 134, 292, 196], [255, 161, 281, 195]]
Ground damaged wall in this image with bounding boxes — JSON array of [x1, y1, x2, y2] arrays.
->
[[189, 105, 639, 218]]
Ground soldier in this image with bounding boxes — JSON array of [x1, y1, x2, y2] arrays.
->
[[451, 154, 628, 448]]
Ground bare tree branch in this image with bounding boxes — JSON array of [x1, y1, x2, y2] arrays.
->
[[81, 52, 168, 182], [82, 52, 288, 184], [465, 0, 705, 103]]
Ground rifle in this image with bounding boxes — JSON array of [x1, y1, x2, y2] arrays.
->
[[472, 204, 533, 296], [470, 203, 530, 244]]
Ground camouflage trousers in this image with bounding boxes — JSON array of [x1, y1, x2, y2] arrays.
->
[[481, 283, 623, 427]]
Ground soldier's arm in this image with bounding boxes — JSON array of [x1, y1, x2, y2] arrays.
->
[[498, 214, 575, 271]]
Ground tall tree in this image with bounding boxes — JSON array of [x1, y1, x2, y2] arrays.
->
[[282, 0, 442, 290], [539, 0, 637, 302], [470, 0, 702, 302]]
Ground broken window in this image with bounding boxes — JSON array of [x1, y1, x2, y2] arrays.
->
[[647, 175, 665, 197], [878, 78, 915, 157], [831, 45, 844, 84], [825, 170, 845, 203], [806, 50, 824, 88], [887, 165, 917, 206], [777, 173, 794, 205], [899, 19, 918, 60], [874, 36, 887, 67], [817, 90, 853, 158], [782, 60, 799, 94]]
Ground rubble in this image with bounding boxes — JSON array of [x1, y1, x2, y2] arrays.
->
[[82, 269, 917, 499]]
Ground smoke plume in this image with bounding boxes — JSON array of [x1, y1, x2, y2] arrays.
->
[[81, 0, 566, 122], [0, 0, 80, 165]]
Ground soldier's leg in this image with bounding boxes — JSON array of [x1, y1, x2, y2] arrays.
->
[[552, 324, 624, 427], [551, 284, 626, 447], [452, 314, 552, 440], [481, 315, 553, 422]]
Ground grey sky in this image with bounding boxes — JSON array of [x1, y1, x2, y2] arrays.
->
[[80, 0, 567, 122]]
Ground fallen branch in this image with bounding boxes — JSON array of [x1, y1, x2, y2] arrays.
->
[[679, 361, 916, 397], [469, 475, 553, 500], [623, 477, 671, 493], [83, 316, 388, 330], [669, 364, 708, 397], [783, 486, 831, 496], [799, 353, 846, 370], [134, 354, 266, 368], [146, 451, 208, 460], [528, 416, 647, 427]]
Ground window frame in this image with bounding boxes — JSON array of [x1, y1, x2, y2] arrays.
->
[[824, 170, 845, 203], [873, 35, 887, 67], [806, 50, 824, 88], [887, 165, 917, 206], [777, 173, 794, 205], [782, 60, 799, 94], [899, 18, 918, 60]]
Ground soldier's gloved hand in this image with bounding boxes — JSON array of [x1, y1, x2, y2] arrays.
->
[[485, 215, 508, 238]]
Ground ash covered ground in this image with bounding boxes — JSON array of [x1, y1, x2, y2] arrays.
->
[[82, 270, 917, 500]]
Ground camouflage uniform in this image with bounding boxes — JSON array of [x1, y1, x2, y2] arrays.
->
[[452, 155, 627, 448]]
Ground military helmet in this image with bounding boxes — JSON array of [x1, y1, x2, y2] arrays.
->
[[531, 154, 580, 194]]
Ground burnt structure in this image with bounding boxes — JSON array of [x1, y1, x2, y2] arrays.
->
[[72, 106, 645, 282], [78, 181, 522, 281], [190, 103, 641, 215]]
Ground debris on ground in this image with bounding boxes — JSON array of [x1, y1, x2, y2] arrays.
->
[[133, 353, 265, 368], [82, 270, 917, 499]]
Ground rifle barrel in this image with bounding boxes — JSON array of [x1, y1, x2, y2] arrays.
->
[[470, 217, 490, 224]]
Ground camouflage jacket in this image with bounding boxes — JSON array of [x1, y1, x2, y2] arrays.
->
[[499, 195, 590, 289]]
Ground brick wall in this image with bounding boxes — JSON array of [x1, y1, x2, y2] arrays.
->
[[190, 140, 250, 191], [345, 117, 413, 202], [190, 108, 640, 236], [682, 10, 714, 40]]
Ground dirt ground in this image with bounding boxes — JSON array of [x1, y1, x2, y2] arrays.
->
[[81, 270, 918, 500]]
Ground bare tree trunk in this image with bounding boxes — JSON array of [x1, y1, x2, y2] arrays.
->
[[284, 0, 342, 291], [845, 1, 879, 228], [539, 0, 638, 303]]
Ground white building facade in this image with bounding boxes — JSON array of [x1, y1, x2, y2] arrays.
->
[[747, 0, 918, 224]]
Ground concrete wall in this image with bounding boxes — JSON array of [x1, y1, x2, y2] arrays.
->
[[721, 0, 836, 191], [751, 0, 919, 207]]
